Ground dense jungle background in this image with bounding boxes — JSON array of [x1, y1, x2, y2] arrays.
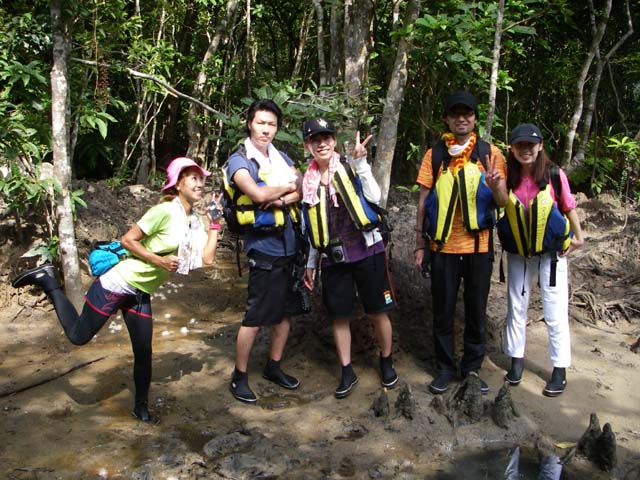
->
[[1, 1, 640, 479]]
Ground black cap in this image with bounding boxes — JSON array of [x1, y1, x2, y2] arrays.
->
[[444, 91, 478, 116], [509, 123, 543, 144], [302, 118, 336, 139]]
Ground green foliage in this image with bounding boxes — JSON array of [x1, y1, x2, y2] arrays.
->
[[569, 134, 640, 200], [22, 236, 59, 264], [70, 189, 87, 217], [395, 184, 420, 193], [412, 1, 540, 94], [0, 9, 51, 163], [147, 170, 166, 189], [606, 136, 640, 201], [0, 162, 61, 220], [1, 0, 638, 211], [78, 109, 118, 140], [105, 168, 132, 191], [568, 155, 615, 196], [214, 81, 370, 165]]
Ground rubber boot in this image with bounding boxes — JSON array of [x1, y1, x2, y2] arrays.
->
[[379, 354, 399, 388], [262, 359, 299, 389], [132, 400, 153, 423], [335, 364, 358, 399], [543, 367, 567, 397], [230, 368, 257, 403], [505, 357, 525, 386], [11, 264, 60, 294]]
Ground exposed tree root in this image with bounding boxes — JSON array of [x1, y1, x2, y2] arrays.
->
[[0, 356, 107, 398]]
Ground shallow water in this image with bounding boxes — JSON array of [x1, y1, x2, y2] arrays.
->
[[438, 446, 542, 479]]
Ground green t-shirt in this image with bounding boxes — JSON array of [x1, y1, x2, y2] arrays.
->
[[113, 201, 206, 294]]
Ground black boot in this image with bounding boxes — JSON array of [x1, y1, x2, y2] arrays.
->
[[543, 367, 567, 397], [380, 354, 399, 388], [262, 359, 300, 389], [335, 364, 358, 399], [505, 357, 525, 386], [230, 368, 257, 403], [11, 264, 60, 293], [132, 400, 153, 423]]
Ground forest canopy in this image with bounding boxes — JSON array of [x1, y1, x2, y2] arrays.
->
[[1, 0, 638, 195]]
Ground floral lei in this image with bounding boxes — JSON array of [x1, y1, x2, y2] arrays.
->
[[442, 131, 477, 174]]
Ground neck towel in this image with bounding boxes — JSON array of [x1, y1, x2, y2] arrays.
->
[[302, 151, 341, 207], [244, 138, 297, 186], [174, 197, 203, 275]]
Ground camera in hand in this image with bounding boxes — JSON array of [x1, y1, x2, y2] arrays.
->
[[328, 239, 345, 264], [207, 199, 222, 221]]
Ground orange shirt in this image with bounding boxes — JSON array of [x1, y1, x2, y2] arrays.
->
[[416, 143, 506, 254]]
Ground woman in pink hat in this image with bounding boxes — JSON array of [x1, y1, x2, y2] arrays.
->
[[11, 157, 221, 422]]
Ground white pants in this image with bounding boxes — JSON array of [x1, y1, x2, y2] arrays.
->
[[503, 252, 571, 368]]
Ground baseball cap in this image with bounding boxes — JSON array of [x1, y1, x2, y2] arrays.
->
[[509, 123, 543, 144], [444, 91, 478, 116], [162, 157, 211, 191], [302, 118, 336, 139]]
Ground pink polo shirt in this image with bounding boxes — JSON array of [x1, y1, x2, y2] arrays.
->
[[512, 168, 576, 213]]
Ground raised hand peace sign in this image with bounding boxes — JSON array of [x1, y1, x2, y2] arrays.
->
[[485, 154, 502, 191], [351, 131, 373, 159]]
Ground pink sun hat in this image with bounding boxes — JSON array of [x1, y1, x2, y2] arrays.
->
[[162, 157, 211, 191]]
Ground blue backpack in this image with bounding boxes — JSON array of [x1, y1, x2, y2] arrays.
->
[[88, 241, 129, 276]]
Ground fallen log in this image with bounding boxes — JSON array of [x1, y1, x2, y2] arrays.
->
[[0, 356, 108, 398]]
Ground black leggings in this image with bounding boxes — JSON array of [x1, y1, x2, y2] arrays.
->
[[47, 283, 153, 404]]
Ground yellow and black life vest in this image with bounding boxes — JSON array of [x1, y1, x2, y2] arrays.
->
[[221, 147, 300, 235], [422, 139, 496, 249], [302, 160, 381, 250], [496, 184, 572, 257]]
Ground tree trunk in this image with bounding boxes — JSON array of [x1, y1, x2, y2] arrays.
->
[[246, 0, 257, 95], [563, 0, 611, 169], [328, 1, 342, 85], [574, 0, 633, 164], [483, 0, 505, 141], [343, 0, 374, 100], [187, 0, 239, 163], [292, 6, 313, 81], [312, 0, 327, 85], [51, 0, 83, 309], [373, 0, 421, 208]]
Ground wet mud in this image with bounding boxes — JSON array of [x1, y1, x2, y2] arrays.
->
[[1, 185, 639, 479]]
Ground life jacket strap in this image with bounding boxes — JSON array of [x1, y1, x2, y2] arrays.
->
[[549, 251, 558, 287]]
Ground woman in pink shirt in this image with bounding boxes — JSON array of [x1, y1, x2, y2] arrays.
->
[[499, 123, 584, 397]]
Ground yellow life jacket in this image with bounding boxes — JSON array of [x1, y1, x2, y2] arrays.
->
[[497, 184, 572, 257], [221, 147, 300, 234], [303, 161, 381, 249], [422, 140, 497, 249]]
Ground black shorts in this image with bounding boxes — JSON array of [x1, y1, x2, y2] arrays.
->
[[242, 251, 299, 327], [320, 252, 395, 320]]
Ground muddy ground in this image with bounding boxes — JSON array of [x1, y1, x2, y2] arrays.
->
[[0, 183, 639, 479]]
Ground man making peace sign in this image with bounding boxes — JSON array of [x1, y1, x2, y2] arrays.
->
[[414, 91, 507, 395]]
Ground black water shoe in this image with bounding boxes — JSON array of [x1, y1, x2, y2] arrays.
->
[[335, 365, 358, 399], [428, 373, 453, 394], [505, 357, 525, 386], [466, 371, 490, 394], [543, 367, 566, 397], [262, 359, 300, 390], [230, 369, 257, 403], [132, 402, 153, 423], [380, 354, 399, 388], [11, 264, 59, 292]]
